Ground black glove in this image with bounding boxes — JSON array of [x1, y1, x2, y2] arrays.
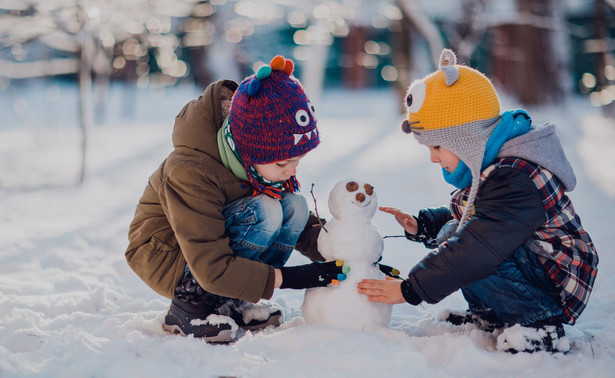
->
[[280, 261, 349, 289], [377, 263, 402, 279], [417, 207, 453, 239], [406, 207, 453, 248]]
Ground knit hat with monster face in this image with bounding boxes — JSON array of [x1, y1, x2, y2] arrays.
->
[[401, 49, 501, 227], [228, 55, 320, 198]]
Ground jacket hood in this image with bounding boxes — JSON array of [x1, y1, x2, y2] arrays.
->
[[498, 123, 577, 191], [172, 79, 238, 159]]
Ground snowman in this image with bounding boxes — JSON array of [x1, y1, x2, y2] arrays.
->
[[302, 179, 392, 329]]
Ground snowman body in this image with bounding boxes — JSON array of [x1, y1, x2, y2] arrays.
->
[[302, 179, 392, 329]]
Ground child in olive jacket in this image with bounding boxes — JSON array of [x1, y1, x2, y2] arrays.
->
[[358, 49, 598, 353], [126, 56, 347, 343]]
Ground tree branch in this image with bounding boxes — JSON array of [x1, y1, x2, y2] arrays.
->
[[309, 183, 328, 232]]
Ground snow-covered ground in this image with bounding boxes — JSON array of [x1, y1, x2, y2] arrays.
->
[[1, 81, 614, 377]]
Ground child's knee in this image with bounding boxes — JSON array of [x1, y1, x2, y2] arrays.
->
[[281, 192, 308, 215], [251, 195, 284, 231], [281, 193, 309, 226]]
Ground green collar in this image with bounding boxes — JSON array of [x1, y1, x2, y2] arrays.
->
[[217, 117, 248, 181], [218, 117, 286, 189]]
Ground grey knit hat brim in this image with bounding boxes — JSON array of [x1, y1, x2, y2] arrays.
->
[[412, 115, 501, 226]]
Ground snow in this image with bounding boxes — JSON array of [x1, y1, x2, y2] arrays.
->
[[1, 82, 615, 377]]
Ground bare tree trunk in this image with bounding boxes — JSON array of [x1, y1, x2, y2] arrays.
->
[[94, 48, 112, 125], [187, 45, 214, 89], [391, 4, 414, 112], [397, 0, 444, 69], [206, 4, 242, 81], [442, 0, 488, 64], [121, 59, 137, 119], [343, 25, 369, 89], [594, 0, 615, 117], [78, 33, 94, 184], [490, 0, 567, 105], [300, 42, 329, 110], [550, 1, 573, 98]]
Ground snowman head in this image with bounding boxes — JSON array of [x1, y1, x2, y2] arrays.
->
[[328, 179, 378, 220]]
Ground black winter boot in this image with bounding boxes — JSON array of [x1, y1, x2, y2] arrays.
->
[[216, 298, 284, 332], [496, 318, 570, 354], [443, 309, 505, 332], [162, 273, 238, 343]]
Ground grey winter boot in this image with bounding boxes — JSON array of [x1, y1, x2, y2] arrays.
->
[[162, 273, 238, 343], [442, 309, 504, 332], [496, 319, 570, 354], [216, 298, 284, 332]]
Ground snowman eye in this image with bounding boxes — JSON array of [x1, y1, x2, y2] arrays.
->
[[405, 80, 426, 113], [295, 109, 310, 127], [346, 181, 358, 192], [364, 184, 373, 195]]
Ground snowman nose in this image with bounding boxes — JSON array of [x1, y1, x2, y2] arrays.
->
[[356, 193, 365, 202]]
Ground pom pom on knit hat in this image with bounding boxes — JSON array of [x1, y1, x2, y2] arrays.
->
[[401, 49, 501, 227], [228, 55, 319, 198]]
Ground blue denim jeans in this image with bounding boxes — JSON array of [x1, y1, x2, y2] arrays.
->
[[461, 245, 564, 326], [221, 192, 309, 268]]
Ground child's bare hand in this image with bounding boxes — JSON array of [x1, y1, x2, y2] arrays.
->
[[356, 277, 406, 304], [379, 206, 418, 234]]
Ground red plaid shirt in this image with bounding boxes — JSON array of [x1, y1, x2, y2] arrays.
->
[[450, 157, 598, 324]]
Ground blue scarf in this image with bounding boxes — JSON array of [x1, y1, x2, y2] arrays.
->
[[443, 110, 532, 189]]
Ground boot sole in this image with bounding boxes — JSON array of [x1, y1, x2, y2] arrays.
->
[[240, 313, 283, 332], [162, 323, 236, 344], [163, 304, 237, 344]]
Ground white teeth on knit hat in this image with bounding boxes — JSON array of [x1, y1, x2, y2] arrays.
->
[[293, 129, 318, 145]]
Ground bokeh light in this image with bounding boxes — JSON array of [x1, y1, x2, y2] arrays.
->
[[581, 72, 596, 89], [381, 65, 398, 81]]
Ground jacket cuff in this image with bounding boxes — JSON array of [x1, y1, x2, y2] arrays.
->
[[404, 229, 418, 241], [404, 216, 419, 240], [405, 230, 439, 249], [400, 279, 422, 305], [262, 266, 276, 300]]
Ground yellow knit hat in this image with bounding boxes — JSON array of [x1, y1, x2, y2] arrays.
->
[[404, 50, 500, 132]]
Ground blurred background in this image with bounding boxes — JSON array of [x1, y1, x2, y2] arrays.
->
[[3, 2, 615, 373], [0, 0, 613, 184]]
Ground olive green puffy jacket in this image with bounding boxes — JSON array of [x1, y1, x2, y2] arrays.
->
[[125, 79, 323, 302]]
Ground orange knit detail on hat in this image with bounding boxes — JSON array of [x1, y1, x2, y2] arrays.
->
[[283, 59, 294, 76], [270, 55, 286, 71]]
